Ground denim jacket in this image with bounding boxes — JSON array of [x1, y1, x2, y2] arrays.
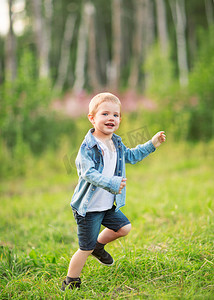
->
[[71, 128, 156, 216]]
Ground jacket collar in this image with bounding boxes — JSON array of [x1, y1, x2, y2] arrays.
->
[[85, 128, 122, 149]]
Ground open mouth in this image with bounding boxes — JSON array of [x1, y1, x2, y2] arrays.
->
[[105, 123, 115, 128]]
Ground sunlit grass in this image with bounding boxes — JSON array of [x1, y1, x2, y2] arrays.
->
[[0, 140, 213, 299]]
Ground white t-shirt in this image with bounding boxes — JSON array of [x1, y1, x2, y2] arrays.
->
[[87, 137, 117, 212]]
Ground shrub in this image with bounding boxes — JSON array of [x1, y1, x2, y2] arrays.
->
[[188, 26, 214, 140], [144, 43, 175, 100], [0, 51, 77, 177]]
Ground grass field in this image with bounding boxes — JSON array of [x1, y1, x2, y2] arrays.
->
[[0, 138, 214, 299]]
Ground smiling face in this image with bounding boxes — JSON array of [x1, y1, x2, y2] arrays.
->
[[88, 101, 121, 140]]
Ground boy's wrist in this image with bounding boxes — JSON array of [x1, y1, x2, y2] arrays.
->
[[109, 176, 123, 194], [147, 140, 156, 151], [151, 140, 157, 148]]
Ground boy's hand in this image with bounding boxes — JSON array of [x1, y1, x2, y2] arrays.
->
[[152, 131, 166, 148], [118, 178, 127, 194]]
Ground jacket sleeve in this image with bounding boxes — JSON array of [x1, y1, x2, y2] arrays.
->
[[123, 140, 156, 164], [76, 146, 122, 194]]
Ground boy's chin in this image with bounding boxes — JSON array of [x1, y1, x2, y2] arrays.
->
[[105, 124, 118, 131], [104, 127, 117, 133]]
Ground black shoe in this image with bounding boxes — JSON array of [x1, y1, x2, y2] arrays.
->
[[91, 242, 114, 266], [61, 277, 81, 291]]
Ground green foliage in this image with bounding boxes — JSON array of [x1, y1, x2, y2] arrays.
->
[[144, 43, 176, 100], [142, 26, 214, 142], [0, 51, 77, 177], [1, 51, 51, 150], [188, 26, 214, 141]]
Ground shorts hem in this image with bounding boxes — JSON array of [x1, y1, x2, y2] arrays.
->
[[113, 220, 131, 232], [79, 246, 95, 251]]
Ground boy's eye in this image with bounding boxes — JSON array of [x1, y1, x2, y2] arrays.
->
[[102, 112, 119, 117]]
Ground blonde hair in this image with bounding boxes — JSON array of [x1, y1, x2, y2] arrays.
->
[[89, 92, 121, 116]]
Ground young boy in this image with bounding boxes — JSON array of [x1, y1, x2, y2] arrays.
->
[[62, 92, 166, 290]]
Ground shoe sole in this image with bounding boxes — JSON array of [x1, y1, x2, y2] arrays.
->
[[91, 254, 114, 266]]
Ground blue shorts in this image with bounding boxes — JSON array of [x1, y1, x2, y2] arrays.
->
[[72, 206, 130, 251]]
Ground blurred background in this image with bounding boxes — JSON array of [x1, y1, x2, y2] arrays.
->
[[0, 0, 214, 176]]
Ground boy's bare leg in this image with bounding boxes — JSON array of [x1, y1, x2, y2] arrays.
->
[[67, 249, 93, 278], [97, 224, 131, 245]]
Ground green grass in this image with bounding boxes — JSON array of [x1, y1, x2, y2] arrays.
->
[[0, 139, 214, 299]]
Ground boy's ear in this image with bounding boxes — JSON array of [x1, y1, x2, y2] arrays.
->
[[88, 114, 95, 125]]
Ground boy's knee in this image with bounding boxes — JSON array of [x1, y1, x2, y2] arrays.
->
[[118, 223, 131, 237]]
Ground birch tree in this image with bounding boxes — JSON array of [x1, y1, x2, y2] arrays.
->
[[143, 0, 155, 56], [96, 17, 109, 87], [5, 0, 16, 81], [87, 2, 100, 91], [169, 0, 188, 86], [128, 0, 155, 90], [31, 0, 50, 78], [73, 2, 91, 93], [204, 0, 214, 26], [142, 0, 155, 90], [155, 0, 169, 54], [128, 0, 144, 89], [108, 0, 122, 90], [44, 0, 53, 68], [54, 14, 76, 92]]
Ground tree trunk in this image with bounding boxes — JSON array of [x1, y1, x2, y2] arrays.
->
[[128, 0, 144, 90], [143, 0, 155, 56], [155, 0, 168, 54], [97, 20, 109, 87], [73, 2, 91, 93], [54, 14, 76, 92], [44, 0, 53, 68], [142, 0, 155, 90], [87, 2, 100, 91], [108, 0, 122, 91], [187, 16, 196, 69], [31, 0, 50, 78], [170, 0, 188, 86], [5, 0, 16, 81], [204, 0, 214, 26]]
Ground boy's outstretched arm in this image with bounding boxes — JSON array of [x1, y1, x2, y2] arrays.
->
[[151, 131, 166, 148]]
